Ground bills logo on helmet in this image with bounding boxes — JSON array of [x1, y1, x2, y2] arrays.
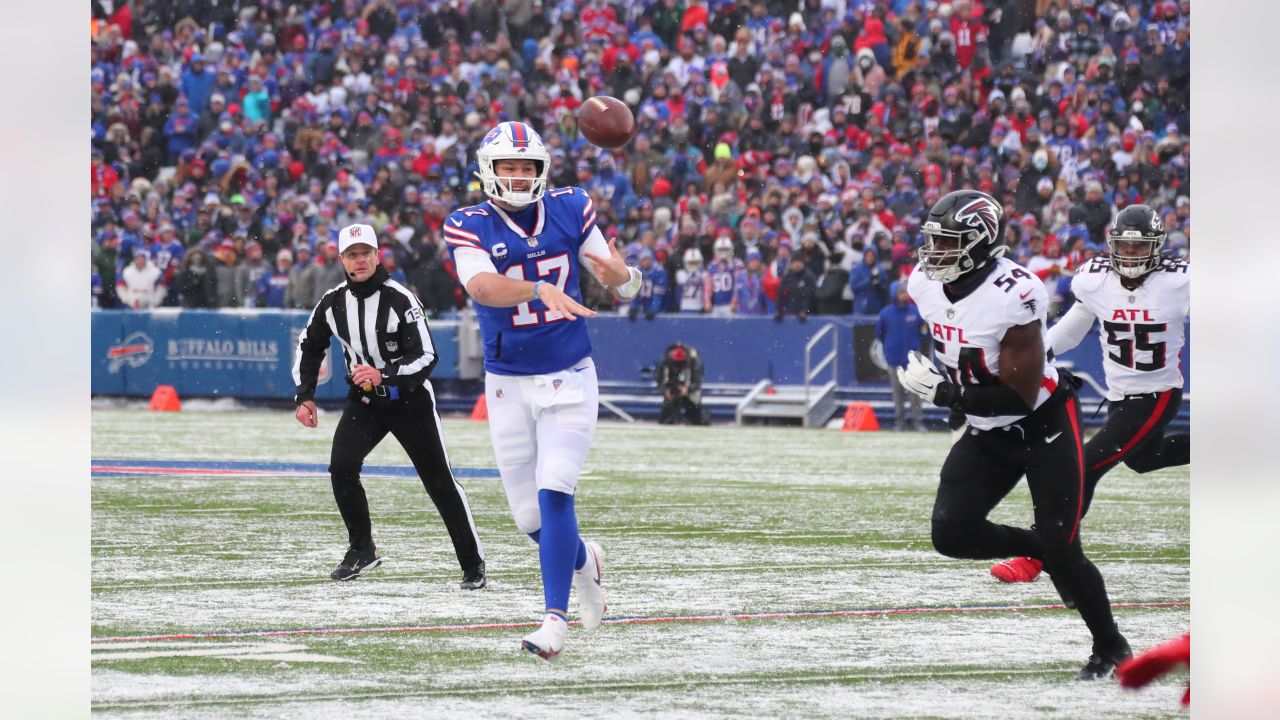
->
[[954, 198, 1000, 241], [482, 126, 503, 146]]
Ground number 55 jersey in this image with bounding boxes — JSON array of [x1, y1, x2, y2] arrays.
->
[[1047, 256, 1189, 401], [908, 256, 1061, 432]]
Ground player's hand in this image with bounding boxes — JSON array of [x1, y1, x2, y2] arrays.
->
[[536, 281, 597, 321], [351, 364, 382, 388], [295, 400, 318, 428], [898, 350, 948, 404], [582, 237, 630, 287]]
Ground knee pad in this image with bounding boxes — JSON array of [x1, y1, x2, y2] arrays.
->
[[510, 499, 541, 535], [538, 455, 582, 495], [931, 520, 974, 559]]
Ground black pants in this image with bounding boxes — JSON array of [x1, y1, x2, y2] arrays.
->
[[930, 390, 1124, 649], [1081, 388, 1188, 516], [659, 392, 708, 425], [328, 384, 483, 573]]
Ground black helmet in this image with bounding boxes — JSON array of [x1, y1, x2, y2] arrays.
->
[[1107, 204, 1165, 278], [919, 189, 1006, 282]]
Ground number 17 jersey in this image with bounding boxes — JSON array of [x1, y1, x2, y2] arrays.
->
[[445, 187, 598, 376]]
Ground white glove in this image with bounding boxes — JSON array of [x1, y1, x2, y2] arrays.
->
[[897, 350, 948, 404]]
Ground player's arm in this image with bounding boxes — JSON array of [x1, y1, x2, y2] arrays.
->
[[292, 294, 335, 427], [898, 320, 1044, 416], [374, 290, 436, 388], [1045, 299, 1095, 357], [580, 227, 642, 299], [456, 247, 596, 320]]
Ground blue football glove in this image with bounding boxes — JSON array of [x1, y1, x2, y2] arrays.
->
[[898, 350, 948, 404]]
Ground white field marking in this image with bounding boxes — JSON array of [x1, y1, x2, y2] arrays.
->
[[92, 641, 355, 664], [89, 666, 1066, 711]]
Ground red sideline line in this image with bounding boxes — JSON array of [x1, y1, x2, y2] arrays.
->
[[91, 601, 1188, 644]]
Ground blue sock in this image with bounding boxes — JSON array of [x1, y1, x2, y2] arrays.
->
[[536, 489, 581, 617], [527, 528, 588, 571]]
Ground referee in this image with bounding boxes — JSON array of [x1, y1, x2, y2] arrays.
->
[[293, 223, 486, 588]]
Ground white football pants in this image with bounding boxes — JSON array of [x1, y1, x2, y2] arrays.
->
[[484, 358, 598, 535]]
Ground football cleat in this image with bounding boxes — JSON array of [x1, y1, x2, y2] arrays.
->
[[1076, 638, 1133, 681], [575, 540, 607, 631], [520, 614, 568, 662], [460, 562, 486, 590], [991, 556, 1043, 583], [330, 546, 382, 581]]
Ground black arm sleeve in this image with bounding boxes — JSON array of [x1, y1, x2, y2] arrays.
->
[[933, 382, 1034, 417], [293, 296, 334, 404]]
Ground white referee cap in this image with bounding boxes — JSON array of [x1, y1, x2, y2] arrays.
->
[[338, 223, 378, 253]]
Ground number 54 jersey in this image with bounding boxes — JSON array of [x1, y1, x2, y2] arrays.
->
[[908, 257, 1061, 431], [1052, 256, 1189, 401], [446, 187, 600, 376]]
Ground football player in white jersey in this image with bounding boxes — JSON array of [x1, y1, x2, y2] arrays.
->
[[898, 189, 1131, 680], [445, 122, 643, 660], [991, 204, 1189, 584]]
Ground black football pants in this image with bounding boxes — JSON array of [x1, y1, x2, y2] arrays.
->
[[328, 384, 484, 573], [1081, 388, 1188, 516], [930, 392, 1124, 648]]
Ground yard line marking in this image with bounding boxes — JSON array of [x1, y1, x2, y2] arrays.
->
[[86, 666, 1134, 710], [92, 641, 354, 663], [92, 600, 1187, 643], [92, 458, 500, 479]]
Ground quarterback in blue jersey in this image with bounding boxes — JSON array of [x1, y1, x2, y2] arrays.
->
[[445, 121, 642, 661]]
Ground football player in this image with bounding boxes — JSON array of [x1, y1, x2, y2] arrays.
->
[[898, 189, 1131, 680], [991, 205, 1189, 583], [444, 122, 643, 660]]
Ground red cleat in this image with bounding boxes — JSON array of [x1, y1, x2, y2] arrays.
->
[[991, 557, 1044, 583]]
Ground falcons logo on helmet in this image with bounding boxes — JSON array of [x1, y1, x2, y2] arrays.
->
[[954, 198, 1000, 241]]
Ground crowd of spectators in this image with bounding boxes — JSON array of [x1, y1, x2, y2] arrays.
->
[[91, 0, 1190, 322]]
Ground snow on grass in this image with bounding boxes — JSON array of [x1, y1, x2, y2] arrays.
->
[[91, 409, 1190, 718]]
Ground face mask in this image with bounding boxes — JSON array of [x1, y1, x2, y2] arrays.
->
[[859, 59, 873, 70], [1034, 159, 1048, 170]]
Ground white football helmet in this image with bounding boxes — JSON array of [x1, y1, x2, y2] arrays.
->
[[714, 236, 735, 259], [475, 121, 550, 207], [683, 247, 704, 269]]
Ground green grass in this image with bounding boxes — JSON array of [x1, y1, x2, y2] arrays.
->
[[91, 408, 1190, 718]]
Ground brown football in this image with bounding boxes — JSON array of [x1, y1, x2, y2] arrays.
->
[[577, 95, 636, 149]]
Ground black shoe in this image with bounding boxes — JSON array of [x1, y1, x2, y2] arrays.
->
[[1076, 638, 1132, 681], [460, 562, 486, 590], [330, 546, 382, 581]]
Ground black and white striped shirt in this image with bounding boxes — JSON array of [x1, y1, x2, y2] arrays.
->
[[293, 266, 437, 404]]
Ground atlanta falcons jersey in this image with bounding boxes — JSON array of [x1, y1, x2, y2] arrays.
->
[[908, 256, 1061, 431], [446, 187, 601, 376], [1047, 255, 1189, 400]]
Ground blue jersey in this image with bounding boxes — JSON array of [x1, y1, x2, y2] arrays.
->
[[445, 187, 598, 376], [708, 259, 740, 309]]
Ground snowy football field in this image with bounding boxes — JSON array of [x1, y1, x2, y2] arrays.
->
[[91, 406, 1189, 718]]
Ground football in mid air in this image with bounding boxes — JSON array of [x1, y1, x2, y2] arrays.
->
[[577, 95, 636, 149]]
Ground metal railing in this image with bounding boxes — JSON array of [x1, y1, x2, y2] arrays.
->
[[804, 323, 838, 406]]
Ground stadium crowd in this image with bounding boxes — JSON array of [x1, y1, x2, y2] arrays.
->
[[91, 0, 1190, 321]]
